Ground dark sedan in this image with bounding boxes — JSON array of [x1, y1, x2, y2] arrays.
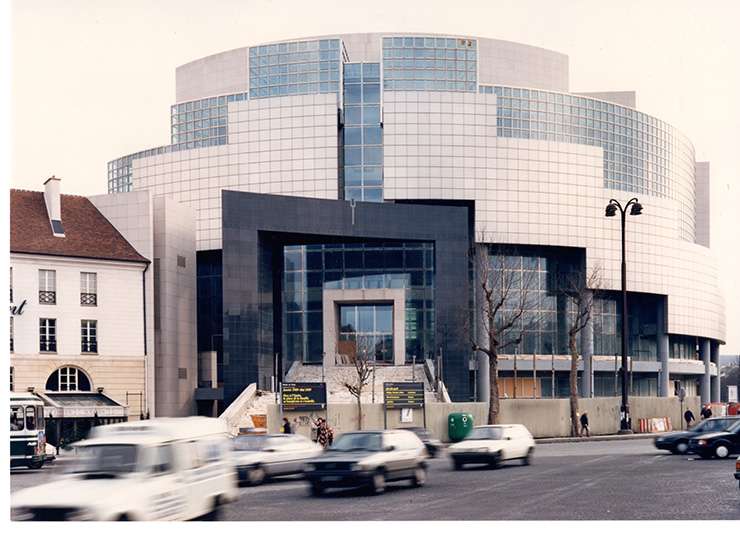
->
[[687, 419, 740, 459], [654, 417, 740, 454], [400, 427, 443, 458]]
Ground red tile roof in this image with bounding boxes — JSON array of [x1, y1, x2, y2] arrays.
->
[[10, 189, 149, 264]]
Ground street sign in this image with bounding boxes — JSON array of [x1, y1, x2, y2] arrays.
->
[[281, 382, 327, 411], [729, 385, 738, 403], [383, 382, 425, 409]]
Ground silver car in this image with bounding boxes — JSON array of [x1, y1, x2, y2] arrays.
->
[[233, 434, 323, 486], [304, 430, 429, 496]]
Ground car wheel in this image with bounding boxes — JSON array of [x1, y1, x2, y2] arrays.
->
[[715, 444, 730, 459], [452, 458, 463, 471], [676, 442, 689, 454], [309, 482, 324, 497], [522, 447, 533, 466], [488, 452, 501, 469], [246, 466, 266, 486], [370, 470, 386, 495], [411, 465, 427, 487], [27, 461, 43, 470]]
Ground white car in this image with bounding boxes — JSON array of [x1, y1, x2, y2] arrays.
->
[[448, 424, 535, 470], [233, 434, 323, 486], [11, 417, 239, 521]]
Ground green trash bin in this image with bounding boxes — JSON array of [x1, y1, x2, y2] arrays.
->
[[448, 412, 474, 442]]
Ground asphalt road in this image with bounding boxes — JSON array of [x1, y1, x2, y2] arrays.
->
[[10, 439, 740, 520]]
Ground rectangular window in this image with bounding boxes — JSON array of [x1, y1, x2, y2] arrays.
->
[[80, 272, 98, 306], [81, 320, 97, 353], [39, 269, 56, 304], [39, 318, 57, 352]]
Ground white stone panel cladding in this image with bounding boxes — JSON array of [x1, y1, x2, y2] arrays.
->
[[176, 47, 250, 103], [132, 93, 339, 251], [382, 91, 725, 342], [152, 196, 198, 417]]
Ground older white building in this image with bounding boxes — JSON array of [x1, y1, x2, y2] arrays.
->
[[11, 177, 198, 439]]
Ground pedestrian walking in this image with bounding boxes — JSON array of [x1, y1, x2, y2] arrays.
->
[[683, 409, 695, 429], [315, 417, 334, 448], [700, 404, 712, 420], [579, 411, 590, 437], [282, 417, 292, 434]]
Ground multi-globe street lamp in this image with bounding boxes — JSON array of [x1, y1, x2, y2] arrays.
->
[[605, 197, 643, 433]]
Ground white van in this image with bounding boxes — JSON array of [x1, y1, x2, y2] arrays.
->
[[11, 417, 239, 521]]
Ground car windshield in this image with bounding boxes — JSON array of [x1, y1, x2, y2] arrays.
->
[[66, 444, 140, 475], [466, 427, 503, 441], [233, 436, 268, 451], [693, 419, 740, 433], [329, 432, 383, 452]]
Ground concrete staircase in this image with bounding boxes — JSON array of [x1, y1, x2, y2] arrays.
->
[[285, 363, 433, 404]]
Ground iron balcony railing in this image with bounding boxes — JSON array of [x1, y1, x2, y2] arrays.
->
[[81, 339, 98, 354], [80, 293, 97, 306], [40, 337, 57, 352], [39, 290, 56, 305]]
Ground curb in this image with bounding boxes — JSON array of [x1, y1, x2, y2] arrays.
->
[[536, 433, 658, 444]]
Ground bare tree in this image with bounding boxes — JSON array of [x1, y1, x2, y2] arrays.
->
[[468, 241, 540, 424], [561, 267, 602, 437], [332, 337, 373, 429]]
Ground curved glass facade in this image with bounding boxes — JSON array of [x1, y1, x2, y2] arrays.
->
[[283, 241, 435, 365], [382, 36, 477, 92], [480, 85, 696, 241], [249, 39, 345, 99]]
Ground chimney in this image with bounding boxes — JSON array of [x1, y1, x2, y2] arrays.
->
[[43, 176, 65, 237]]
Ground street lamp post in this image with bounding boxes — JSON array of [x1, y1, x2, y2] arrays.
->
[[605, 197, 643, 434]]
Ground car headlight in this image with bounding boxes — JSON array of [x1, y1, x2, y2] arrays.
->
[[697, 440, 707, 446], [10, 507, 32, 521]]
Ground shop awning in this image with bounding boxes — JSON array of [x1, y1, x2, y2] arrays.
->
[[37, 392, 128, 419]]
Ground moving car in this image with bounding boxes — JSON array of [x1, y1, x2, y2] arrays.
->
[[233, 433, 323, 485], [304, 430, 428, 495], [654, 417, 740, 454], [400, 426, 443, 457], [11, 417, 238, 521], [447, 424, 534, 470], [687, 418, 740, 459]]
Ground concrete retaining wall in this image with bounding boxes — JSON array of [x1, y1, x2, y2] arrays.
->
[[265, 396, 702, 441]]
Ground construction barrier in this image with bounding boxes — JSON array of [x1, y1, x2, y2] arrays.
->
[[637, 416, 673, 433]]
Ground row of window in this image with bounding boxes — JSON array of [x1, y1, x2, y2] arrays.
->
[[16, 269, 98, 307], [35, 318, 98, 354]]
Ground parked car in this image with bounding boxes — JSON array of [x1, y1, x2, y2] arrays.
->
[[233, 433, 323, 486], [11, 417, 238, 521], [400, 427, 443, 457], [654, 417, 740, 454], [687, 418, 740, 459], [304, 430, 428, 496], [447, 424, 535, 470], [735, 457, 740, 489]]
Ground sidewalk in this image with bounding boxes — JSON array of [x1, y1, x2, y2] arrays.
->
[[536, 432, 658, 444]]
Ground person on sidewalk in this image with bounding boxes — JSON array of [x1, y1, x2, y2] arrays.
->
[[579, 411, 590, 437], [683, 409, 695, 429], [282, 417, 292, 434]]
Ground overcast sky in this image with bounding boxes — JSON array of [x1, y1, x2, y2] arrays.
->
[[7, 0, 740, 352]]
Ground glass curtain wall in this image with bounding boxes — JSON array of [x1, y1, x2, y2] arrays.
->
[[283, 241, 434, 365], [343, 63, 383, 201]]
